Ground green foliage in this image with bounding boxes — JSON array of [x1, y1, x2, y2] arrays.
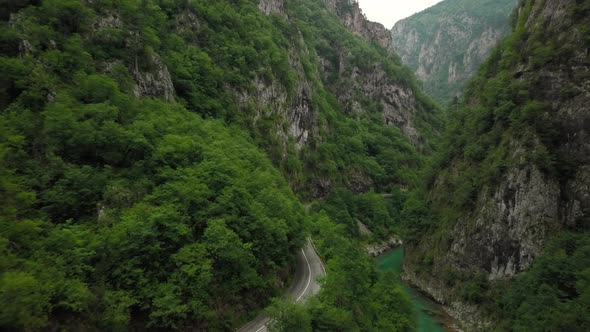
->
[[497, 233, 590, 331], [400, 190, 434, 242], [267, 299, 312, 332], [460, 272, 489, 304], [367, 274, 416, 331], [39, 0, 93, 35], [0, 46, 305, 331], [0, 0, 435, 330], [0, 272, 50, 329], [268, 212, 416, 331], [529, 42, 556, 68], [319, 189, 408, 240]]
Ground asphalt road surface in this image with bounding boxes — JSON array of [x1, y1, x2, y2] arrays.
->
[[236, 238, 325, 332]]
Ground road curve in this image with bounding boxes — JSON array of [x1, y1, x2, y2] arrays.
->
[[237, 238, 325, 332]]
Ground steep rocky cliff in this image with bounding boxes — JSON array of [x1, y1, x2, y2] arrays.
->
[[258, 0, 286, 16], [391, 0, 517, 103], [236, 0, 439, 196], [318, 0, 433, 145], [404, 0, 590, 328]]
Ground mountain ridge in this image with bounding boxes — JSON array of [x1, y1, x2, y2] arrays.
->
[[391, 0, 517, 104]]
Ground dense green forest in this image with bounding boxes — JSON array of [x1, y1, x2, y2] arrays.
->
[[5, 0, 587, 330], [0, 0, 419, 330], [267, 211, 415, 331], [0, 48, 308, 330]]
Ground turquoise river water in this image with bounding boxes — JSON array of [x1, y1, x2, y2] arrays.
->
[[376, 247, 451, 332]]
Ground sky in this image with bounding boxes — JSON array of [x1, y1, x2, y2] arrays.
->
[[356, 0, 444, 27]]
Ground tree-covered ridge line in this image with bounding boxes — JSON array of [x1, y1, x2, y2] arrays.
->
[[0, 0, 421, 330]]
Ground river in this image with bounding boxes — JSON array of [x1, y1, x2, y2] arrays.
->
[[376, 247, 454, 332]]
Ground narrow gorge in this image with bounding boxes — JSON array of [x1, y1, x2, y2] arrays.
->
[[0, 0, 588, 331], [403, 0, 590, 329]]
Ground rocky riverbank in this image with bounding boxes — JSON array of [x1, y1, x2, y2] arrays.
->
[[365, 235, 403, 257]]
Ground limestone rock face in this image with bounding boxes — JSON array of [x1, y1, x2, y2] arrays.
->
[[366, 235, 403, 257], [258, 0, 286, 16], [391, 0, 517, 103], [175, 9, 200, 35], [314, 5, 428, 146], [90, 11, 176, 101], [323, 60, 422, 145], [245, 1, 435, 196], [131, 52, 175, 102], [451, 164, 561, 280], [236, 29, 316, 153], [323, 0, 392, 49]]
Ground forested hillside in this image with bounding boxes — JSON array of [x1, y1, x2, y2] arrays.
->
[[0, 0, 430, 330], [391, 0, 517, 104], [403, 0, 590, 329]]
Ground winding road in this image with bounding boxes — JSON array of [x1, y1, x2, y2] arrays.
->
[[237, 238, 325, 332]]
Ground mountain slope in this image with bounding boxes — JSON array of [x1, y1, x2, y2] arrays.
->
[[391, 0, 517, 104], [250, 0, 440, 197], [403, 0, 590, 328], [0, 0, 431, 330]]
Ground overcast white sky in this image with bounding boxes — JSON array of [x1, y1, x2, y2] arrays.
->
[[357, 0, 444, 27]]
